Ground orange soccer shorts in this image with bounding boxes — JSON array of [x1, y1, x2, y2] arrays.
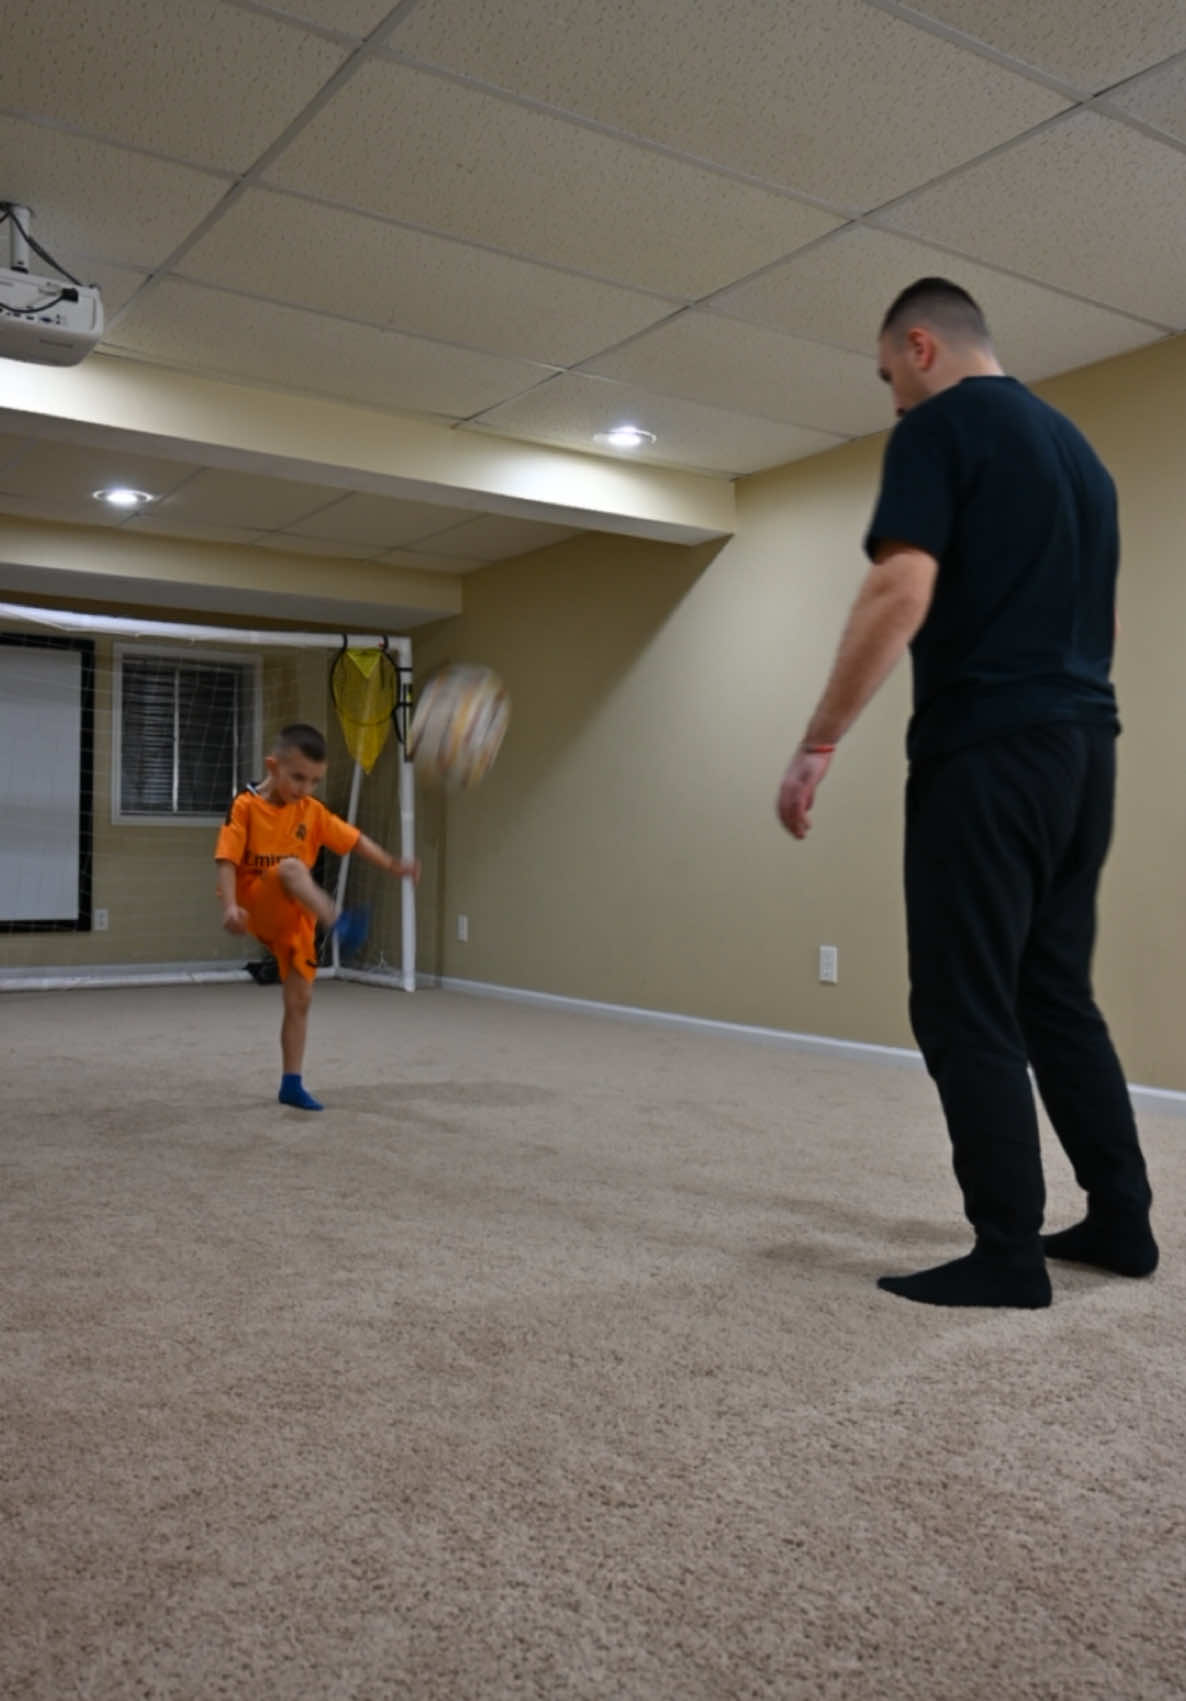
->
[[241, 868, 319, 983]]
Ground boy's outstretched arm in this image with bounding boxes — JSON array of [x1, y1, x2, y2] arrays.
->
[[216, 858, 249, 933], [354, 834, 421, 883]]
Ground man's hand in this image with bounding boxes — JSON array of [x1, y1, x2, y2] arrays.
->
[[776, 746, 834, 840], [222, 904, 249, 934], [389, 856, 421, 884]]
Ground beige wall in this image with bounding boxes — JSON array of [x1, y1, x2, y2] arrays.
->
[[418, 333, 1186, 1092], [5, 333, 1184, 1088]]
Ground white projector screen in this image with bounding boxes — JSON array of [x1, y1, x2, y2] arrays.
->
[[0, 637, 93, 929]]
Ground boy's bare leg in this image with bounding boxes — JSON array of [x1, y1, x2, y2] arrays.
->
[[278, 973, 322, 1111], [276, 857, 338, 929], [281, 973, 313, 1075]]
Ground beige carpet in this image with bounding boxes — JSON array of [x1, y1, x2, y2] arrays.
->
[[1, 982, 1183, 1701]]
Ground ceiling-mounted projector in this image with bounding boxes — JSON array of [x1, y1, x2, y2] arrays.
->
[[0, 202, 104, 367]]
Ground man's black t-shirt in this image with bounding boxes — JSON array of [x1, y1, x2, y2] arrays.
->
[[865, 376, 1120, 762]]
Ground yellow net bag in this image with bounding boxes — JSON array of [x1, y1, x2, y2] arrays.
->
[[329, 646, 399, 774]]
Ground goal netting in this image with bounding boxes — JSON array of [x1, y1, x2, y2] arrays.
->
[[0, 603, 416, 993]]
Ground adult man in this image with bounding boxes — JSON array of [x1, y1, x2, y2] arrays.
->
[[777, 277, 1157, 1308]]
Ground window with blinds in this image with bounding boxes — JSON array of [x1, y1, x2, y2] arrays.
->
[[115, 649, 260, 822]]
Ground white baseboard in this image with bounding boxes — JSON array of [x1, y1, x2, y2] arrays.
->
[[0, 962, 421, 995], [436, 975, 1186, 1113], [437, 975, 924, 1064], [0, 960, 251, 993]]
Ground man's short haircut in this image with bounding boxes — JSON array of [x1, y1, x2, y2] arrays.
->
[[274, 722, 327, 763], [880, 277, 992, 347]]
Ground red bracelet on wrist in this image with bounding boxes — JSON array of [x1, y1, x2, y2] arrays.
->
[[801, 741, 837, 755]]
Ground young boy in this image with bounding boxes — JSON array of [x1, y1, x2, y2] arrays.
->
[[214, 722, 419, 1110]]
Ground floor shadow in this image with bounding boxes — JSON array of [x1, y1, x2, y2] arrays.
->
[[326, 1080, 560, 1113], [755, 1196, 966, 1280], [759, 1240, 893, 1279], [767, 1196, 961, 1247]]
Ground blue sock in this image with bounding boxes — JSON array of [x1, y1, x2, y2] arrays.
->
[[278, 1073, 323, 1111], [332, 904, 370, 956]]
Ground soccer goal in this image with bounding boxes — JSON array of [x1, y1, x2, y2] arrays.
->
[[0, 602, 417, 994]]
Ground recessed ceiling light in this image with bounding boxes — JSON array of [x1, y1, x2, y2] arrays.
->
[[93, 486, 155, 509], [593, 425, 656, 451]]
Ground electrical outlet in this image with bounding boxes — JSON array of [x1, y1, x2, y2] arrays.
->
[[93, 908, 109, 932], [818, 944, 838, 984], [457, 914, 469, 943]]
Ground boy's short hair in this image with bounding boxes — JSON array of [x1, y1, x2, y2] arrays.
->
[[274, 722, 327, 763], [880, 277, 992, 347]]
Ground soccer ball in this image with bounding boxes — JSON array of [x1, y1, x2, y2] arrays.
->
[[408, 663, 510, 790]]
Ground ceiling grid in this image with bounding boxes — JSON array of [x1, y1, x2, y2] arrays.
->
[[0, 0, 1183, 582]]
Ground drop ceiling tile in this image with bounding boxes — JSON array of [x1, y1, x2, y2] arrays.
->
[[0, 434, 35, 477], [256, 0, 396, 32], [880, 111, 1186, 329], [580, 313, 884, 437], [0, 117, 232, 270], [106, 280, 555, 416], [0, 0, 349, 172], [1106, 55, 1186, 143], [466, 374, 844, 476], [714, 227, 1161, 379], [119, 515, 265, 546], [0, 441, 193, 506], [264, 61, 841, 296], [894, 0, 1186, 92], [0, 492, 128, 528], [286, 493, 478, 547], [86, 264, 150, 319], [411, 516, 578, 562], [146, 469, 349, 532], [390, 0, 1067, 206], [178, 191, 677, 365], [251, 533, 385, 560]]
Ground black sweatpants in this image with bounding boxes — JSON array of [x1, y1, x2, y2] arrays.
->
[[904, 722, 1152, 1258]]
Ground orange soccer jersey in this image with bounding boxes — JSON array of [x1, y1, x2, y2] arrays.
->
[[215, 788, 361, 980]]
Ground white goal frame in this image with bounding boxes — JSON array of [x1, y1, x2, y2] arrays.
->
[[0, 602, 416, 995]]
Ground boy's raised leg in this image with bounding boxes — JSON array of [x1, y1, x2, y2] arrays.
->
[[277, 857, 338, 929], [277, 856, 369, 957]]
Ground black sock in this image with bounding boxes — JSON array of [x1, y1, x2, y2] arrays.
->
[[1041, 1217, 1158, 1277], [877, 1251, 1052, 1309]]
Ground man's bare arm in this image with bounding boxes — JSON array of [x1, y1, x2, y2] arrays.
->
[[802, 542, 938, 747], [776, 542, 938, 839]]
